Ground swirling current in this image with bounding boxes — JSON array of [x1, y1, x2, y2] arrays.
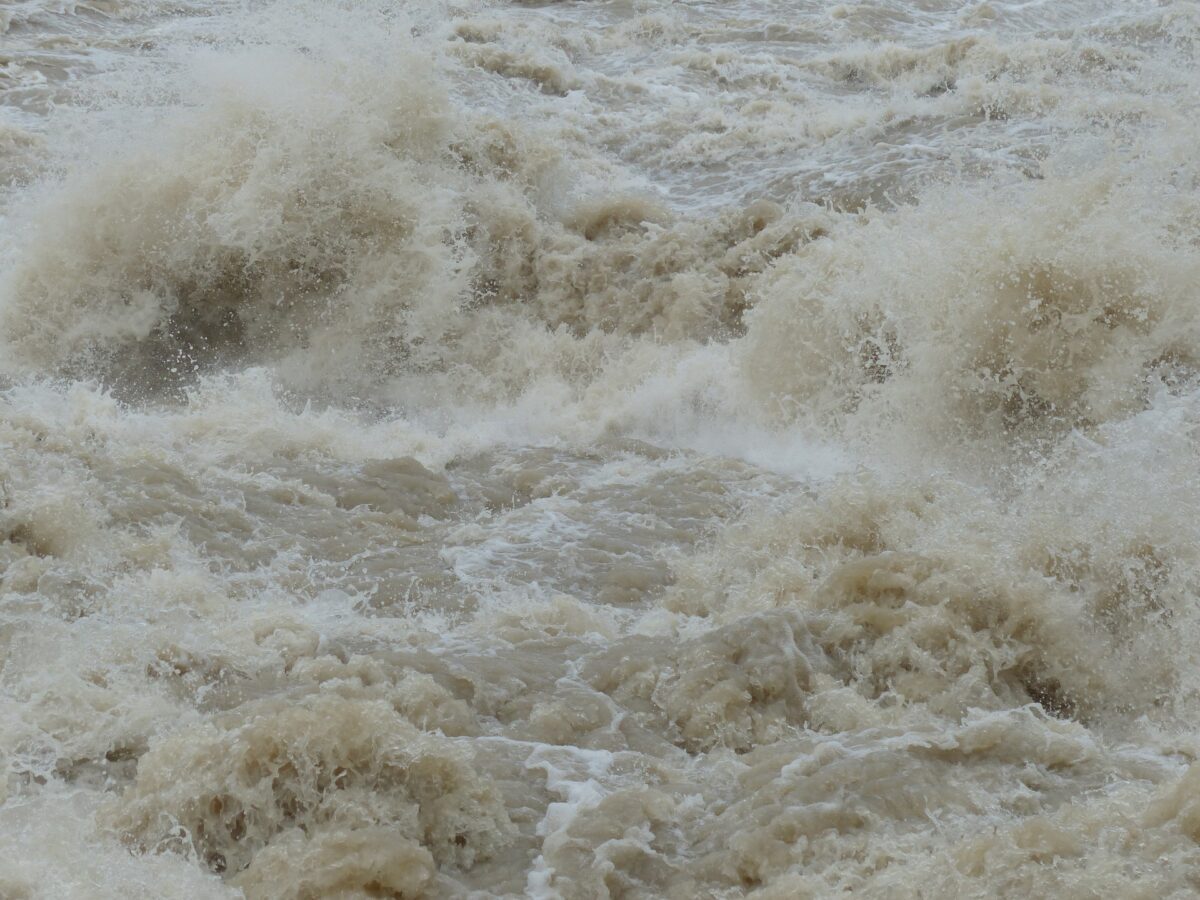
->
[[4, 0, 1200, 897]]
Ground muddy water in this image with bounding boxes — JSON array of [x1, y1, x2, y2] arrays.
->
[[3, 0, 1200, 897]]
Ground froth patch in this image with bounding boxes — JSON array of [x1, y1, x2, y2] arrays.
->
[[105, 695, 514, 889], [740, 146, 1200, 459], [0, 39, 467, 392], [664, 474, 1184, 727], [582, 610, 818, 752]]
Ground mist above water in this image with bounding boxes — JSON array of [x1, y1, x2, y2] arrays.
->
[[3, 0, 1200, 897]]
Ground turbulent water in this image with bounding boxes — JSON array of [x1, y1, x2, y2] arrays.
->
[[4, 0, 1200, 896]]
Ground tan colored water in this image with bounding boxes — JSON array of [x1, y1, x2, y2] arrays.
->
[[3, 0, 1200, 896]]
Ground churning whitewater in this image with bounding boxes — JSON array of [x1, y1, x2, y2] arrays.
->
[[3, 0, 1200, 896]]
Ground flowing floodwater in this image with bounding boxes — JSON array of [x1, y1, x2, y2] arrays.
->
[[4, 0, 1200, 896]]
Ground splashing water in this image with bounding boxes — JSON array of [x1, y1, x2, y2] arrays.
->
[[3, 0, 1200, 897]]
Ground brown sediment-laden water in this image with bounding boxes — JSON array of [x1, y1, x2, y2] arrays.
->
[[3, 0, 1200, 896]]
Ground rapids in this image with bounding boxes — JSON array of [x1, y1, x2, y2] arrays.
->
[[3, 0, 1200, 897]]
